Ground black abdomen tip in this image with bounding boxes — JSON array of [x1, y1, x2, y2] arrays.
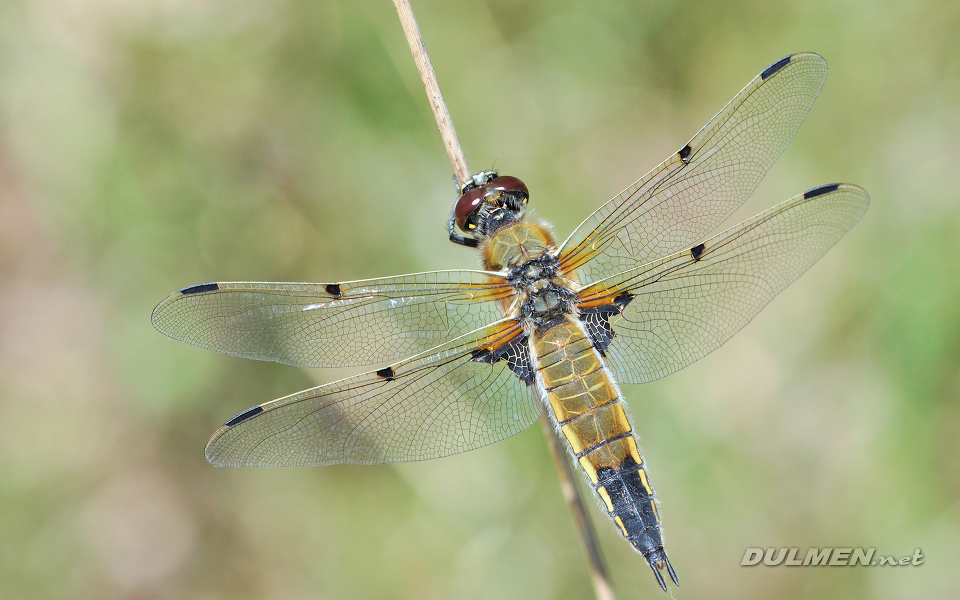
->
[[761, 55, 792, 80], [225, 405, 263, 427], [181, 282, 220, 295], [644, 549, 679, 592]]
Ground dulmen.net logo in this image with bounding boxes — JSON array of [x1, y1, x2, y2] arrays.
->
[[741, 547, 924, 567]]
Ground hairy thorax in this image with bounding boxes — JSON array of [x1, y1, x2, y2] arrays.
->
[[483, 221, 579, 334]]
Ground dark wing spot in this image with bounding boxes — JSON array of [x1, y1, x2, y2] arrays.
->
[[580, 293, 634, 355], [324, 283, 342, 297], [613, 292, 635, 310], [498, 336, 535, 386], [225, 405, 263, 427], [678, 144, 692, 163], [803, 183, 841, 199], [181, 282, 219, 295], [761, 55, 792, 80], [471, 348, 492, 361], [580, 307, 618, 356], [376, 367, 396, 380], [472, 335, 535, 386], [690, 243, 706, 261]]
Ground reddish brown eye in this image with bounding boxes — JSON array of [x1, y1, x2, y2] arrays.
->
[[487, 175, 528, 199], [454, 186, 486, 231]]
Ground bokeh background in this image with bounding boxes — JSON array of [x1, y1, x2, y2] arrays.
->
[[1, 0, 958, 598]]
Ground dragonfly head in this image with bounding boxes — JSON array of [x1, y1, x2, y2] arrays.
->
[[453, 173, 529, 240]]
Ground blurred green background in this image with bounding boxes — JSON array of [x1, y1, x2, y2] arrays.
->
[[1, 0, 958, 598]]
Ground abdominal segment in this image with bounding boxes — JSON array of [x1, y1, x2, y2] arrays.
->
[[532, 317, 666, 561]]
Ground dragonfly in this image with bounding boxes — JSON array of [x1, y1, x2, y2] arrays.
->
[[153, 53, 868, 591]]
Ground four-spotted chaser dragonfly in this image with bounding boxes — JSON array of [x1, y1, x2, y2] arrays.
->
[[153, 53, 868, 591]]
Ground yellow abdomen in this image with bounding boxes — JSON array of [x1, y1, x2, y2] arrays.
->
[[532, 316, 664, 557]]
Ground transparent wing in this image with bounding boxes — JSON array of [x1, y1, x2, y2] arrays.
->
[[576, 184, 868, 384], [558, 53, 829, 284], [204, 319, 542, 466], [152, 270, 512, 368]]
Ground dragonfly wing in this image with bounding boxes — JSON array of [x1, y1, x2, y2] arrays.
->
[[558, 53, 829, 284], [576, 184, 868, 384], [204, 319, 542, 466], [152, 270, 512, 368]]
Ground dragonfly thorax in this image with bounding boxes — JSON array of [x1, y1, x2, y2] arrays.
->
[[505, 252, 578, 330]]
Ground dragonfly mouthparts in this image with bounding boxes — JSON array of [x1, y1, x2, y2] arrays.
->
[[645, 550, 679, 592]]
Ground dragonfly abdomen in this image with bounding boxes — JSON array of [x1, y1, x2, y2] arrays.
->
[[532, 316, 677, 589]]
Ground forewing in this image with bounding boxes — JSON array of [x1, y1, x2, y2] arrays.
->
[[204, 319, 542, 466], [558, 53, 829, 284], [576, 184, 869, 384], [152, 271, 512, 368]]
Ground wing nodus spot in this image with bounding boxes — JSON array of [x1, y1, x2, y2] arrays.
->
[[678, 144, 692, 163], [761, 55, 792, 80], [691, 243, 706, 261], [471, 335, 535, 386], [225, 406, 263, 427], [376, 367, 396, 380], [181, 282, 219, 295], [324, 283, 342, 297]]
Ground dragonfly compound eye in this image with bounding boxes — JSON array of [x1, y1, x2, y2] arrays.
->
[[454, 186, 487, 232], [487, 175, 529, 208]]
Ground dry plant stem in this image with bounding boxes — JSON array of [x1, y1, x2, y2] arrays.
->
[[390, 2, 616, 598], [392, 0, 471, 185], [540, 415, 617, 600]]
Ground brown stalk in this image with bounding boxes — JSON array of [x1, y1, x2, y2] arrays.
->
[[392, 0, 471, 186], [390, 2, 616, 598]]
